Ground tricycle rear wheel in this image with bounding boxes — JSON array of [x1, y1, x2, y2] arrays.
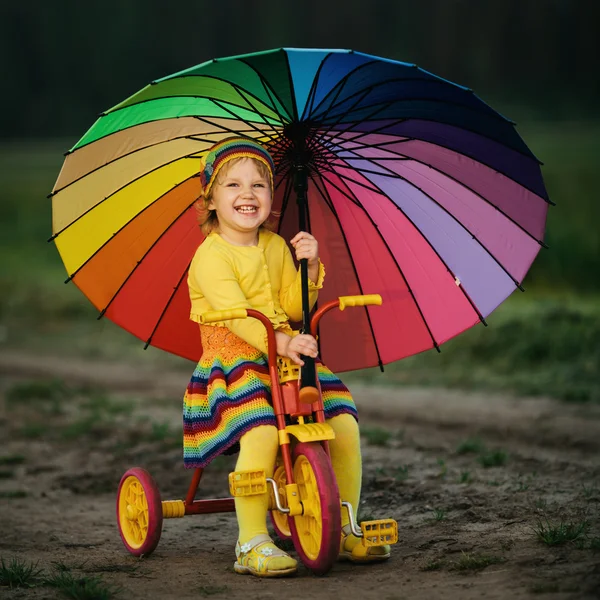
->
[[116, 467, 163, 557]]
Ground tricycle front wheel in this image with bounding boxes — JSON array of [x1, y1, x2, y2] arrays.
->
[[289, 442, 341, 575]]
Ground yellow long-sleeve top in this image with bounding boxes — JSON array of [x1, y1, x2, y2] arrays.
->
[[188, 229, 326, 355]]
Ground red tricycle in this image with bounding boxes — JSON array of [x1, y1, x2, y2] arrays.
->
[[116, 294, 397, 575]]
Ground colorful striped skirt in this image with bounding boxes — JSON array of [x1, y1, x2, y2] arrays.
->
[[183, 325, 357, 468]]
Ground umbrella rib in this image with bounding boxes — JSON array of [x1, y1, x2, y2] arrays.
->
[[61, 175, 200, 286], [52, 129, 262, 196], [276, 175, 294, 236], [323, 125, 556, 207], [240, 58, 294, 122], [328, 138, 548, 247], [210, 98, 281, 143], [50, 153, 203, 241], [143, 256, 192, 351], [194, 116, 280, 141], [312, 78, 511, 125], [323, 109, 540, 165], [95, 194, 200, 319], [103, 77, 286, 122], [301, 52, 334, 120], [314, 166, 440, 358], [323, 129, 551, 205], [319, 97, 531, 158], [282, 49, 299, 122], [309, 58, 380, 117], [308, 171, 387, 367], [330, 152, 537, 285], [318, 170, 444, 351], [72, 109, 279, 153], [320, 164, 487, 326], [231, 83, 287, 130], [315, 99, 402, 148]]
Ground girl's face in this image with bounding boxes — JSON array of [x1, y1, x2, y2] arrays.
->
[[208, 158, 272, 244]]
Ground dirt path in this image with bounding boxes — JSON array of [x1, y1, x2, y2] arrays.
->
[[1, 351, 599, 599]]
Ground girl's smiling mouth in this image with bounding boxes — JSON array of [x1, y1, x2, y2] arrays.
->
[[235, 205, 258, 214]]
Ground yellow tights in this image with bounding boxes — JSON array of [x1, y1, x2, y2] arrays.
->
[[234, 414, 361, 543]]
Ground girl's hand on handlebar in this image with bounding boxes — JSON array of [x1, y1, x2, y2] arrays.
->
[[285, 334, 318, 366]]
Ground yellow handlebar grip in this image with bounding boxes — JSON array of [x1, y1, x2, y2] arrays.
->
[[338, 294, 383, 311], [199, 309, 248, 323]]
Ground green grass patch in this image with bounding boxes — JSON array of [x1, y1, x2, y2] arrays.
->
[[451, 551, 504, 571], [456, 437, 485, 455], [458, 471, 473, 484], [529, 582, 560, 594], [0, 556, 43, 588], [0, 454, 26, 466], [361, 426, 393, 447], [478, 449, 508, 468], [345, 297, 600, 403], [45, 569, 120, 600], [534, 518, 588, 546], [421, 559, 445, 571], [0, 490, 28, 498], [430, 508, 447, 522], [6, 379, 71, 415]]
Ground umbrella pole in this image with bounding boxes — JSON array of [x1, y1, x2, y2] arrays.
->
[[293, 165, 317, 390]]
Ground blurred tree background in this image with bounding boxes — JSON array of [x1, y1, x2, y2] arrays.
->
[[0, 0, 598, 401]]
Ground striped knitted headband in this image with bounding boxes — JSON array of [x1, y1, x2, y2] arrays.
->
[[200, 137, 275, 198]]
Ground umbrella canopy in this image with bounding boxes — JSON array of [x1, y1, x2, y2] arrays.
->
[[50, 48, 550, 373]]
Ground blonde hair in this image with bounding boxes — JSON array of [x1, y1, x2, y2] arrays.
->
[[196, 157, 279, 236]]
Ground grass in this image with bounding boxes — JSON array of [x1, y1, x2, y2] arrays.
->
[[344, 296, 600, 403], [361, 426, 393, 447], [45, 569, 120, 599], [534, 518, 589, 546], [421, 559, 445, 571], [0, 454, 26, 466], [0, 557, 43, 588], [529, 582, 560, 594], [375, 465, 410, 481], [459, 470, 473, 484], [451, 551, 504, 571], [478, 449, 508, 468], [0, 490, 28, 498], [6, 379, 70, 415], [430, 508, 447, 522], [456, 437, 485, 455]]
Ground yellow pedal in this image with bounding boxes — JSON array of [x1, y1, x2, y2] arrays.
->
[[360, 519, 398, 547], [228, 470, 267, 497]]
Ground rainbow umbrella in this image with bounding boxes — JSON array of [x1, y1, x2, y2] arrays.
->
[[50, 48, 550, 374]]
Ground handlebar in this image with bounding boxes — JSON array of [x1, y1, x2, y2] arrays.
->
[[338, 294, 382, 311], [199, 295, 382, 328]]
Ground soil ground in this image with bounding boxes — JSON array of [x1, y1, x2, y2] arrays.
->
[[0, 351, 599, 600]]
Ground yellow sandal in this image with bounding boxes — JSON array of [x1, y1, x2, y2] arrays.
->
[[234, 534, 297, 577], [339, 525, 391, 563]]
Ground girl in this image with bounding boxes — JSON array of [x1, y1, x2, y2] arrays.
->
[[184, 137, 390, 577]]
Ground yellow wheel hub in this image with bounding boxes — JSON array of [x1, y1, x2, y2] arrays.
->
[[271, 465, 290, 536], [293, 455, 322, 560], [118, 476, 149, 549]]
